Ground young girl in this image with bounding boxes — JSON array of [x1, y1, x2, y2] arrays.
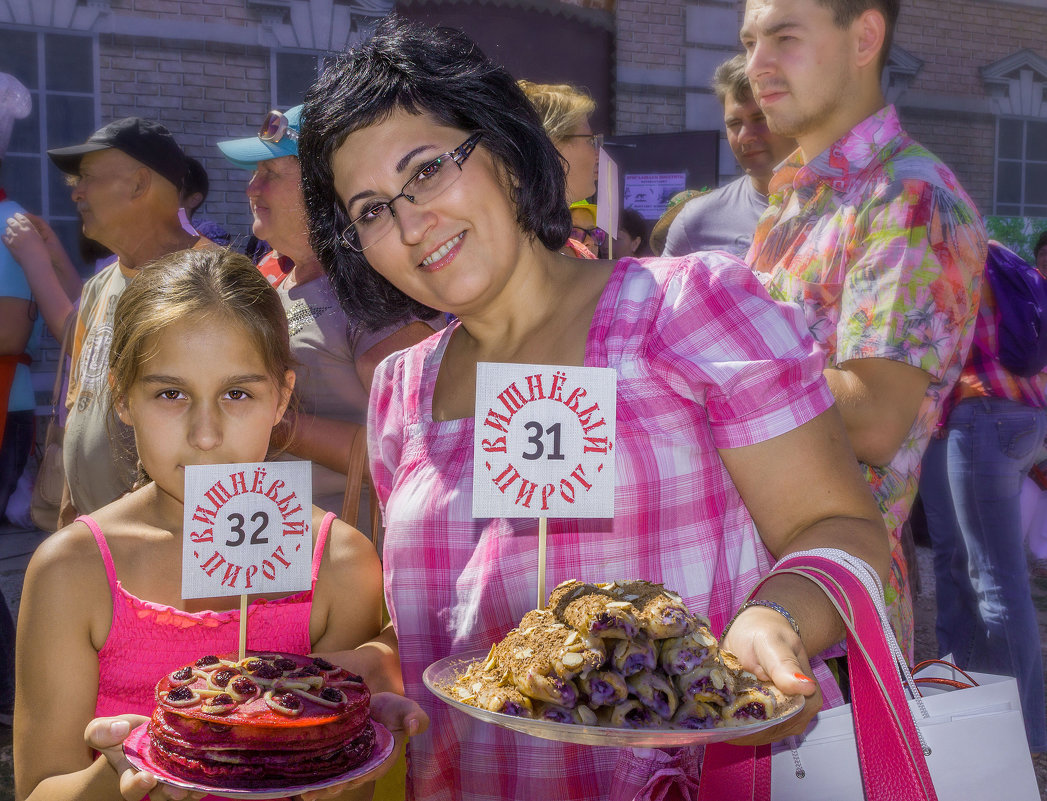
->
[[14, 249, 423, 801]]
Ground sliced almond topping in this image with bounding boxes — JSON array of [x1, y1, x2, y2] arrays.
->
[[561, 652, 584, 667]]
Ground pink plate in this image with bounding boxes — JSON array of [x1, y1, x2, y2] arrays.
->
[[123, 719, 394, 799]]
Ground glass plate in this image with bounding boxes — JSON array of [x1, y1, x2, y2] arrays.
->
[[423, 649, 804, 748], [123, 718, 394, 799]]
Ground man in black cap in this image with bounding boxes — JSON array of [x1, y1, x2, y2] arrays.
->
[[46, 117, 215, 526]]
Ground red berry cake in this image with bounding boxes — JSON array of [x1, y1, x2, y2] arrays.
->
[[147, 652, 374, 789]]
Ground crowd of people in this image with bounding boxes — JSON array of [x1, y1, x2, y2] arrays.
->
[[0, 0, 1045, 798]]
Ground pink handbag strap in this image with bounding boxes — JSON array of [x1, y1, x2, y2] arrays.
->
[[699, 554, 938, 801]]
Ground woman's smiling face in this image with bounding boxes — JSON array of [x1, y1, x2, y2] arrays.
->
[[331, 110, 525, 317]]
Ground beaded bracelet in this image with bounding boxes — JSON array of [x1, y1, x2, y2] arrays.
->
[[723, 599, 802, 639]]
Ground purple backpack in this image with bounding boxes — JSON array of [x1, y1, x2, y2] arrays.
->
[[985, 240, 1047, 378]]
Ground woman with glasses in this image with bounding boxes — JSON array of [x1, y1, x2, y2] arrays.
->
[[518, 80, 601, 207], [299, 16, 889, 801], [519, 80, 604, 258]]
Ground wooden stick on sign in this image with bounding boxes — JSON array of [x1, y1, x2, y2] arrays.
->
[[537, 516, 548, 609], [239, 593, 248, 662]]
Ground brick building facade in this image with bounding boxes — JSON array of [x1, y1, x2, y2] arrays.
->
[[1, 0, 1045, 415], [619, 0, 1047, 221]]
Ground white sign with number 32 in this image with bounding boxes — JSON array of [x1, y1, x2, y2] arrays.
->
[[472, 362, 616, 519], [181, 461, 312, 599]]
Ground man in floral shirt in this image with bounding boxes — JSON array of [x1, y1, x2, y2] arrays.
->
[[742, 0, 987, 658]]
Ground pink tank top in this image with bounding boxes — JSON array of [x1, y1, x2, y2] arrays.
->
[[82, 512, 335, 719]]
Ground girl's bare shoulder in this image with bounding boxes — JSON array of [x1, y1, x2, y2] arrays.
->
[[312, 506, 380, 569]]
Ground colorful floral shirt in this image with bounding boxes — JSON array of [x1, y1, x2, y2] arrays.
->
[[747, 105, 987, 658], [369, 254, 839, 801]]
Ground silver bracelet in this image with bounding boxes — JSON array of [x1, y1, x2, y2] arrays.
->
[[725, 599, 801, 639]]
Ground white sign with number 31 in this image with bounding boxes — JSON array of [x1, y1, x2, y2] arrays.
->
[[181, 461, 312, 599], [472, 362, 616, 519]]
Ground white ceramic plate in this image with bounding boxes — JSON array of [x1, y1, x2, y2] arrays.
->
[[123, 718, 394, 799], [423, 649, 804, 748]]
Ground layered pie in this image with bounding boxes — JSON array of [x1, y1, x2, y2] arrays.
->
[[147, 652, 374, 789]]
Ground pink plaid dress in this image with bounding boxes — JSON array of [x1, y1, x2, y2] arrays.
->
[[369, 254, 839, 800]]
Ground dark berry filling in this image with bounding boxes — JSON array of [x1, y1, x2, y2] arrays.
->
[[502, 701, 525, 717], [276, 692, 302, 710], [589, 680, 615, 706], [210, 693, 233, 707], [320, 687, 345, 703], [651, 692, 672, 718], [211, 669, 236, 688], [168, 686, 194, 702], [624, 706, 652, 727], [734, 702, 767, 720], [679, 713, 716, 730], [231, 677, 257, 695], [622, 652, 653, 675], [171, 666, 194, 681], [248, 662, 282, 680], [274, 658, 297, 672], [542, 707, 573, 724], [552, 679, 577, 708], [312, 657, 336, 671], [194, 655, 220, 668]]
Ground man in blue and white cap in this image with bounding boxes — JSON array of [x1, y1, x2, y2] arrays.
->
[[217, 107, 437, 520]]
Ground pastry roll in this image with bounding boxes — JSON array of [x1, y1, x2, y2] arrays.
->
[[627, 670, 679, 719], [452, 668, 535, 718], [672, 697, 720, 730], [598, 698, 666, 729], [476, 685, 534, 717], [676, 662, 733, 706], [611, 635, 657, 676], [721, 685, 788, 725], [495, 610, 606, 681], [658, 627, 718, 676], [548, 579, 639, 640], [512, 668, 579, 707], [602, 580, 698, 639], [535, 701, 598, 726], [578, 670, 629, 707]]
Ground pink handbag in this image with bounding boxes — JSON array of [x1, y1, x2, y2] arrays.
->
[[697, 551, 940, 801]]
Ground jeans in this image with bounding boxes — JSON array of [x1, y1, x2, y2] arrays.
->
[[919, 397, 1047, 752]]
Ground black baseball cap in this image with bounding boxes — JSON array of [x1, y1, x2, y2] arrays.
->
[[47, 117, 188, 191]]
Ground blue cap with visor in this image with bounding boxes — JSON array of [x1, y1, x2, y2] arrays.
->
[[217, 105, 302, 170]]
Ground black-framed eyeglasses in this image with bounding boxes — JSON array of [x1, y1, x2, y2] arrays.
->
[[258, 110, 299, 144], [339, 132, 483, 252], [562, 133, 604, 151], [571, 225, 607, 247]]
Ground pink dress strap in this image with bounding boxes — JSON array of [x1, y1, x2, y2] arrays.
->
[[311, 512, 336, 586], [76, 514, 119, 596]]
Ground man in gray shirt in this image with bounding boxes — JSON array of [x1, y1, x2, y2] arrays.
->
[[664, 54, 795, 258]]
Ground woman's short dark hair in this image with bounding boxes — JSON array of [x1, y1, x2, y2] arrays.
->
[[299, 16, 572, 330]]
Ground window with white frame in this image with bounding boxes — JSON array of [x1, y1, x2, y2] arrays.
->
[[0, 27, 97, 274], [995, 116, 1047, 218]]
